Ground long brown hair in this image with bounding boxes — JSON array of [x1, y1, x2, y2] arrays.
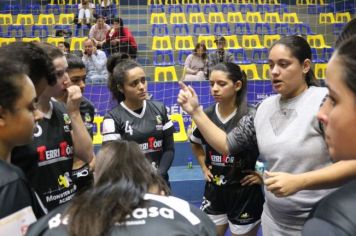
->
[[66, 140, 169, 236]]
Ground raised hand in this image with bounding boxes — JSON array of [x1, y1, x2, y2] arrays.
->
[[177, 81, 200, 115], [66, 85, 82, 114]]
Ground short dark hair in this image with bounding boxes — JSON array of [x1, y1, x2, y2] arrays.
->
[[59, 41, 70, 50], [0, 42, 56, 86], [66, 54, 85, 70], [0, 63, 27, 112], [335, 18, 356, 48], [37, 42, 64, 61]]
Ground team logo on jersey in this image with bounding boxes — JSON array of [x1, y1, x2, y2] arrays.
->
[[213, 175, 227, 186], [139, 137, 162, 153], [209, 151, 234, 166], [156, 115, 163, 130], [58, 172, 73, 188], [84, 113, 92, 122], [63, 114, 71, 125], [34, 123, 43, 137], [37, 141, 74, 166], [240, 213, 250, 219]]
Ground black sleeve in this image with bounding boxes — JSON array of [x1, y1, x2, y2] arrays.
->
[[0, 178, 46, 219]]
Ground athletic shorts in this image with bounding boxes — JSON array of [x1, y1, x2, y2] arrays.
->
[[72, 163, 93, 193], [201, 182, 264, 226]]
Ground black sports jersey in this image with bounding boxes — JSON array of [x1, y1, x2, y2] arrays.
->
[[0, 160, 46, 220], [79, 97, 95, 137], [11, 101, 77, 211], [26, 193, 217, 236], [102, 100, 175, 169], [190, 105, 259, 186]]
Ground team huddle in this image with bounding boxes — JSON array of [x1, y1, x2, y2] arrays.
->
[[1, 16, 356, 236]]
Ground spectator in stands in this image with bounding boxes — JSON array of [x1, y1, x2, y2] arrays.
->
[[102, 59, 174, 184], [11, 44, 93, 212], [190, 62, 264, 236], [104, 17, 138, 58], [208, 36, 233, 69], [178, 35, 356, 235], [58, 41, 70, 55], [99, 0, 113, 21], [89, 16, 111, 49], [183, 43, 208, 81], [78, 0, 95, 26], [82, 38, 108, 83], [57, 54, 95, 193], [26, 140, 217, 236], [303, 35, 356, 236]]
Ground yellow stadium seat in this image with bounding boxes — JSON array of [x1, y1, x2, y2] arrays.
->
[[197, 35, 217, 50], [258, 0, 280, 3], [240, 64, 260, 80], [0, 37, 16, 47], [174, 36, 195, 50], [47, 37, 65, 46], [307, 34, 331, 49], [282, 13, 301, 23], [58, 13, 75, 25], [170, 13, 187, 24], [150, 13, 168, 24], [307, 0, 325, 4], [263, 35, 281, 48], [38, 14, 56, 25], [154, 66, 178, 82], [242, 35, 264, 49], [16, 14, 34, 25], [0, 14, 13, 25], [189, 13, 207, 24], [182, 0, 197, 3], [296, 0, 306, 5], [50, 0, 66, 4], [198, 0, 213, 3], [152, 36, 173, 50], [70, 37, 87, 51], [262, 64, 270, 80], [147, 0, 163, 4], [93, 116, 103, 145], [170, 113, 188, 142], [246, 12, 264, 23], [315, 63, 327, 79], [335, 12, 351, 23], [319, 13, 335, 24], [208, 12, 226, 23], [224, 35, 241, 49], [227, 12, 245, 23], [22, 37, 41, 42], [264, 12, 282, 23], [241, 0, 256, 3], [165, 0, 179, 4]]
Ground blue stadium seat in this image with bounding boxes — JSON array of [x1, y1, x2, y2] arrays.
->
[[193, 24, 210, 35], [333, 23, 346, 35], [64, 4, 78, 14], [30, 25, 50, 38], [233, 23, 251, 35], [293, 23, 315, 35], [23, 4, 41, 15], [178, 50, 191, 65], [137, 57, 151, 66], [7, 25, 26, 38], [213, 23, 231, 36], [45, 4, 61, 15], [307, 4, 335, 14], [273, 4, 289, 14], [153, 50, 175, 66], [273, 23, 291, 35], [221, 3, 236, 14], [2, 4, 20, 15], [74, 24, 90, 37], [172, 24, 189, 36], [203, 4, 219, 14], [255, 4, 272, 14], [238, 4, 254, 14], [254, 23, 272, 35], [152, 24, 169, 36], [167, 5, 183, 14], [321, 47, 334, 62], [185, 4, 201, 14], [229, 48, 251, 65], [251, 48, 269, 64], [0, 26, 3, 37], [149, 4, 165, 13]]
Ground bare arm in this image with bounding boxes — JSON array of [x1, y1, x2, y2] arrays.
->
[[177, 82, 229, 154], [66, 86, 93, 163], [265, 160, 356, 197], [191, 143, 213, 181]]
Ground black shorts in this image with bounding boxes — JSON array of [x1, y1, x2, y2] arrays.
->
[[201, 182, 264, 225]]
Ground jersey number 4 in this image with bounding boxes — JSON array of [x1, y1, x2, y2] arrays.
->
[[125, 121, 133, 135]]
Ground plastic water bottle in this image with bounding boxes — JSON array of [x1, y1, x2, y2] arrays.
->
[[187, 157, 193, 169]]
